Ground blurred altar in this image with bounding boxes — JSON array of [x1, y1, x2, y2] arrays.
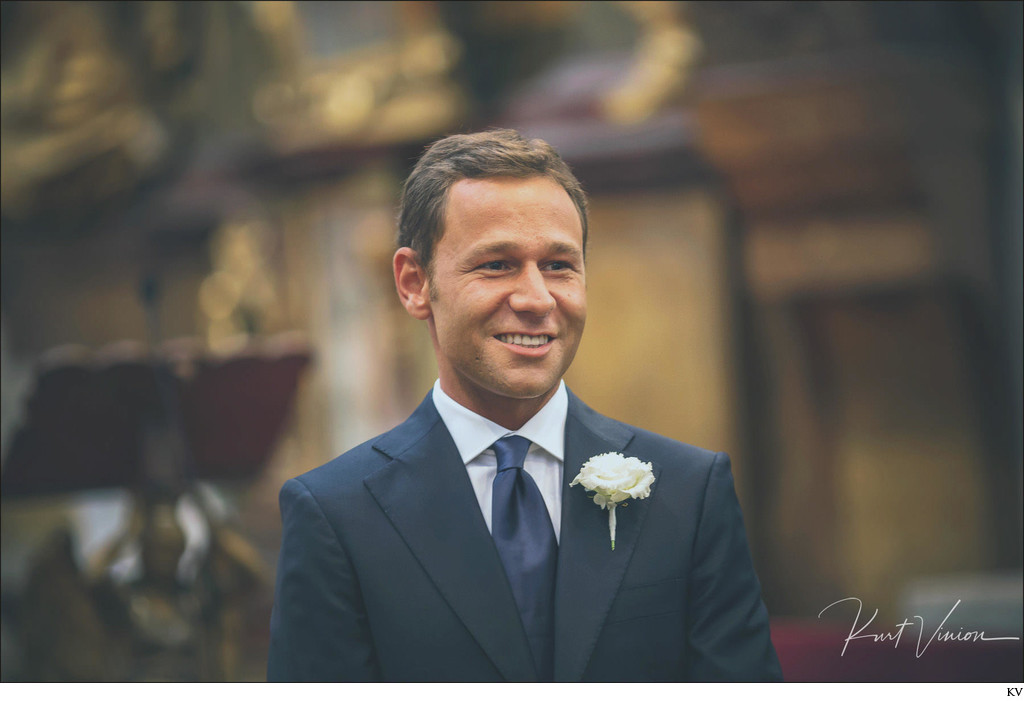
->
[[1, 1, 1021, 681]]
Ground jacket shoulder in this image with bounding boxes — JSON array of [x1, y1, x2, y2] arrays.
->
[[627, 423, 719, 467], [569, 390, 719, 470], [287, 391, 442, 498], [289, 434, 389, 498]]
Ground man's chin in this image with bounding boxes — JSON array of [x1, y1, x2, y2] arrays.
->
[[493, 377, 562, 402], [446, 364, 566, 408]]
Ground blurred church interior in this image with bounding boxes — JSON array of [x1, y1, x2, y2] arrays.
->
[[1, 1, 1021, 681]]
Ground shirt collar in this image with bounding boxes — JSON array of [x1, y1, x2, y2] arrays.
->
[[431, 379, 567, 465]]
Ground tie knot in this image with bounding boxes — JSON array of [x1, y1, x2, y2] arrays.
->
[[492, 435, 531, 473]]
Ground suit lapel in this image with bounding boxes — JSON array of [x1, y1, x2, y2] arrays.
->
[[363, 394, 537, 682], [554, 391, 658, 681]]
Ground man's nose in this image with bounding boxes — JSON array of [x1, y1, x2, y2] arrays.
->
[[509, 265, 556, 315]]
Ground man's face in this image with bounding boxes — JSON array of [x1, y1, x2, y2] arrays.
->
[[423, 176, 586, 423]]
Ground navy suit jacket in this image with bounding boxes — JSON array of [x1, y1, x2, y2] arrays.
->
[[268, 389, 782, 682]]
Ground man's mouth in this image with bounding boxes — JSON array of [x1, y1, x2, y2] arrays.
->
[[496, 334, 551, 348]]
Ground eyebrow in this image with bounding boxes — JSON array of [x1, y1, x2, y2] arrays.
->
[[468, 240, 583, 258]]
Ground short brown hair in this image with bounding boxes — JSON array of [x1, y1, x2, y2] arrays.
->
[[397, 129, 588, 272]]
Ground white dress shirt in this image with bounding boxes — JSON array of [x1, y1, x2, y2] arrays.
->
[[431, 379, 566, 543]]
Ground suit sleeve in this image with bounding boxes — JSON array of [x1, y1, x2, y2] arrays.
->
[[267, 477, 381, 682], [685, 452, 783, 681]]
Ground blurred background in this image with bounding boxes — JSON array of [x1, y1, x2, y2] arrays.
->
[[1, 0, 1021, 682]]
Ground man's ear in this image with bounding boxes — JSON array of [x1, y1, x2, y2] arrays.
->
[[393, 247, 432, 320]]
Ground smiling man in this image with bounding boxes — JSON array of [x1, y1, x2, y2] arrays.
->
[[267, 130, 782, 682]]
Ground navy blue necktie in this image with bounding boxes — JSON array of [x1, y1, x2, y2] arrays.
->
[[491, 435, 557, 682]]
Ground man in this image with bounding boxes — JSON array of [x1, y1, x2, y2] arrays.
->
[[268, 129, 782, 682]]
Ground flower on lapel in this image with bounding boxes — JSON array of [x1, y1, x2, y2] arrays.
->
[[570, 452, 655, 550]]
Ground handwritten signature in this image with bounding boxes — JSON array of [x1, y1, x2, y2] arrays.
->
[[819, 597, 1021, 657]]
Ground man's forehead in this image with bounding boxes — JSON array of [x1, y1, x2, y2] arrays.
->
[[434, 175, 585, 262], [447, 175, 567, 202], [444, 177, 580, 227]]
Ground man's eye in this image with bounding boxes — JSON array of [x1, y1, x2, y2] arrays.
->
[[480, 261, 509, 271], [545, 261, 572, 271]]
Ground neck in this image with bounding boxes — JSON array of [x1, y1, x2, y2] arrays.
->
[[439, 380, 559, 431]]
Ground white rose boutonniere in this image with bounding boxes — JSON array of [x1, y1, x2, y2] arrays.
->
[[569, 452, 655, 550]]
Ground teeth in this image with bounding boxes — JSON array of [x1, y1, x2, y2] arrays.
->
[[498, 334, 550, 347]]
